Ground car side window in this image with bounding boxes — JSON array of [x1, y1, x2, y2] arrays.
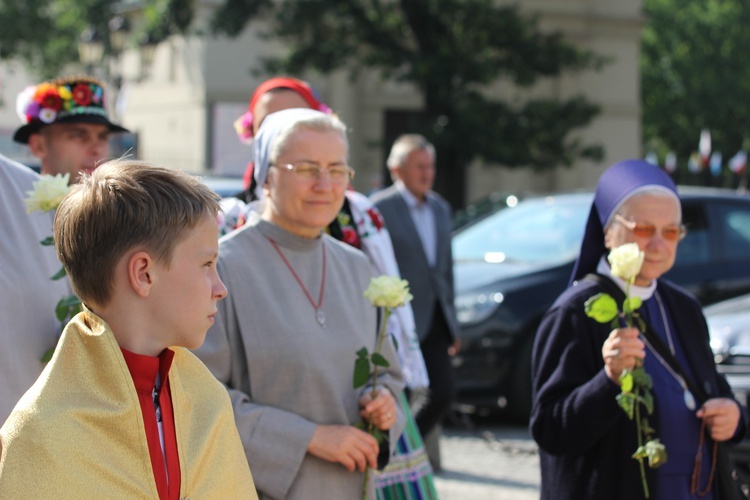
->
[[677, 202, 710, 264], [715, 203, 750, 260]]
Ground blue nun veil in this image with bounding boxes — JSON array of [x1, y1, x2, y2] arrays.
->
[[252, 108, 331, 199], [569, 159, 679, 285]]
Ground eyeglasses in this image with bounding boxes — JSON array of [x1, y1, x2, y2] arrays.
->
[[614, 214, 687, 242], [272, 162, 355, 185]]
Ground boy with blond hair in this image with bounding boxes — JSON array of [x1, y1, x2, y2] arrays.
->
[[0, 160, 257, 499]]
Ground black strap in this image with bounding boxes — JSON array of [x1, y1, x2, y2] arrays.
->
[[584, 273, 709, 404]]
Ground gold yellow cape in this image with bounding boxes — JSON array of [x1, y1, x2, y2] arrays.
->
[[0, 310, 257, 498]]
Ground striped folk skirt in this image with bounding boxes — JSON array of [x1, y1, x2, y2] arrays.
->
[[375, 392, 438, 500]]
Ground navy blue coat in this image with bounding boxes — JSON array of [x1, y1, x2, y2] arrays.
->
[[530, 278, 745, 499]]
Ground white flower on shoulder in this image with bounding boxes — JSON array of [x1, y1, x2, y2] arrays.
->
[[608, 242, 645, 282], [25, 173, 71, 213], [363, 275, 413, 309]]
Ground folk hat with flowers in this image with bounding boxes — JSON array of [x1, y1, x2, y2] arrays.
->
[[13, 76, 129, 144]]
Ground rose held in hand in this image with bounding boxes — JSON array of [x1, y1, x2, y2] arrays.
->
[[355, 275, 412, 499], [608, 242, 644, 282], [363, 276, 413, 309]]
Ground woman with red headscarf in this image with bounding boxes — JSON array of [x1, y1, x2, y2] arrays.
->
[[220, 77, 437, 499]]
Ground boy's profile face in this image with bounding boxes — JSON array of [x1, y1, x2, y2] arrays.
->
[[149, 214, 227, 349]]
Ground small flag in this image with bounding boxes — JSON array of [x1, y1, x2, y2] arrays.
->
[[729, 151, 747, 174], [699, 129, 711, 168], [664, 152, 677, 173], [710, 152, 722, 177], [645, 152, 658, 166], [688, 152, 702, 174]]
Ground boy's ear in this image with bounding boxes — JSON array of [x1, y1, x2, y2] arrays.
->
[[128, 251, 154, 297]]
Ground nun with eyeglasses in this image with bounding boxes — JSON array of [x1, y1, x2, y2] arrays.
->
[[196, 108, 405, 499], [530, 159, 746, 499]]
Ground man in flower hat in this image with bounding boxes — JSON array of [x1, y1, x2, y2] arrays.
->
[[13, 76, 130, 184], [0, 153, 71, 423]]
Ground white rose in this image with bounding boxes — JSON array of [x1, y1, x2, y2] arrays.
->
[[363, 275, 413, 309], [608, 242, 645, 282], [25, 173, 72, 213]]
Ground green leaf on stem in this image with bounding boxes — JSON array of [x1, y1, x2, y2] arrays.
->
[[372, 428, 385, 444], [371, 352, 390, 368], [620, 370, 634, 393], [40, 346, 55, 363], [632, 445, 648, 460], [584, 293, 618, 323], [636, 316, 647, 333], [40, 236, 55, 246], [354, 421, 367, 431], [641, 390, 654, 415], [51, 267, 67, 280], [623, 296, 642, 313], [632, 367, 652, 390], [645, 439, 667, 468], [353, 348, 371, 389], [55, 295, 82, 323], [616, 392, 636, 419], [641, 418, 655, 437]]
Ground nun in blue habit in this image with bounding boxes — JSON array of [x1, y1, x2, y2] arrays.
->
[[529, 159, 746, 500]]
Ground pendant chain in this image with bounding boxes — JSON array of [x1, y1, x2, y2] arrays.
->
[[641, 291, 694, 408], [267, 237, 326, 313]]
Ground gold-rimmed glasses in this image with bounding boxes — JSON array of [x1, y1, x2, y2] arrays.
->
[[614, 214, 687, 242], [272, 162, 354, 185]]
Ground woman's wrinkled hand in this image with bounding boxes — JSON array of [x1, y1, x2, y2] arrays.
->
[[307, 425, 379, 472], [359, 387, 397, 431], [602, 327, 646, 385], [697, 398, 741, 442]]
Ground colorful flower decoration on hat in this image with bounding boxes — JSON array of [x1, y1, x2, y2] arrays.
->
[[16, 78, 109, 126]]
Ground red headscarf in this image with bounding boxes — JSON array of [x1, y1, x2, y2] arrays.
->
[[234, 77, 332, 190]]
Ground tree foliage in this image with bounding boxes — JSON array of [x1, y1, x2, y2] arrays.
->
[[1, 0, 604, 205], [642, 0, 750, 163], [207, 0, 604, 205], [0, 0, 191, 79]]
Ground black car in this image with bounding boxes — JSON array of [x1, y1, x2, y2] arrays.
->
[[706, 293, 750, 495], [452, 187, 750, 420]]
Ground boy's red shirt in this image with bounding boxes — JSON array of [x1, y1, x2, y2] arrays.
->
[[121, 348, 181, 500]]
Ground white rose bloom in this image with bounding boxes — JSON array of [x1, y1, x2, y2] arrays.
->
[[608, 242, 645, 282], [363, 275, 413, 309], [25, 173, 72, 213]]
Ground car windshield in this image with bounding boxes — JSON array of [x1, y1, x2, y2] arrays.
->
[[453, 194, 592, 264]]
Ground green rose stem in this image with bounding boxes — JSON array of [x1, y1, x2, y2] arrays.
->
[[356, 275, 411, 499], [585, 243, 665, 499], [361, 307, 392, 499], [626, 276, 649, 498]]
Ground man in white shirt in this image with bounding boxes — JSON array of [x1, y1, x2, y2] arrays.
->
[[0, 153, 70, 422]]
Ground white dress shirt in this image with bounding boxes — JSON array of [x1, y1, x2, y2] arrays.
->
[[396, 181, 437, 267]]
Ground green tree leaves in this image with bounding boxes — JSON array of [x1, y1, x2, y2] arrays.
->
[[642, 0, 750, 166], [209, 0, 605, 206]]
